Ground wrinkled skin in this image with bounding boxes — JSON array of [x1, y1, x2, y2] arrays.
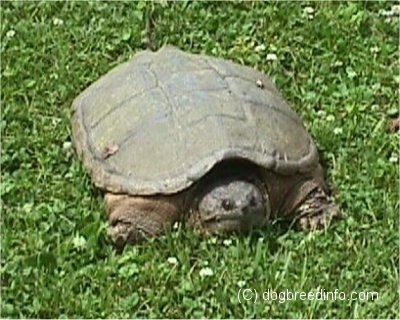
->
[[106, 175, 269, 246], [106, 193, 182, 248], [106, 162, 342, 248], [189, 177, 270, 233]]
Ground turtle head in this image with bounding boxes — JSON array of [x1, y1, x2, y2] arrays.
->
[[193, 176, 270, 233]]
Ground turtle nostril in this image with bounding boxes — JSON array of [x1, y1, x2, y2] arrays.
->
[[249, 196, 257, 207], [221, 199, 235, 211]]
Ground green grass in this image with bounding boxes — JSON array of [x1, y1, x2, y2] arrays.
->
[[1, 1, 398, 318]]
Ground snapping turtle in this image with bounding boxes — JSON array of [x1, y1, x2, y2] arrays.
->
[[72, 46, 341, 246]]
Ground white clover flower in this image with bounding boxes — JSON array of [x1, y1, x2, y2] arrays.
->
[[303, 6, 314, 15], [199, 267, 214, 277], [6, 30, 15, 38], [53, 17, 64, 26], [332, 60, 343, 67], [370, 46, 380, 53], [303, 6, 315, 19], [391, 5, 400, 15], [333, 127, 343, 135], [266, 53, 278, 61], [62, 141, 73, 152], [380, 5, 400, 17], [254, 44, 266, 52], [371, 104, 379, 111], [172, 221, 180, 230], [167, 257, 178, 265], [237, 280, 246, 288], [62, 141, 73, 159], [72, 235, 87, 249], [222, 239, 232, 246], [378, 9, 390, 17], [326, 114, 335, 122], [346, 68, 357, 78], [389, 154, 398, 163]]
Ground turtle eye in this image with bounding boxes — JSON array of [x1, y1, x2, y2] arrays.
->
[[221, 199, 235, 211]]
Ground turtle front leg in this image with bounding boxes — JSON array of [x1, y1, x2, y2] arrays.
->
[[105, 193, 181, 247], [295, 186, 342, 229]]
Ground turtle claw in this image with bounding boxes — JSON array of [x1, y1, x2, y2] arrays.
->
[[298, 205, 341, 230], [295, 188, 342, 230]]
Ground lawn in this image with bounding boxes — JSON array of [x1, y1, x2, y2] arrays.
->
[[1, 1, 398, 318]]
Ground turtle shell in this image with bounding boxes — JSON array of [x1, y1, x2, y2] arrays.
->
[[72, 46, 318, 195]]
